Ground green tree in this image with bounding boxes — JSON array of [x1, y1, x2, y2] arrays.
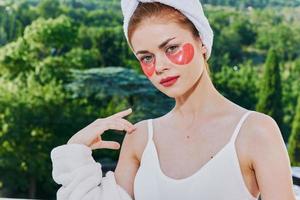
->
[[95, 26, 128, 67], [0, 16, 78, 81], [37, 0, 62, 19], [201, 0, 300, 7], [85, 10, 122, 27], [256, 23, 300, 61], [64, 48, 101, 69], [213, 62, 258, 110], [0, 76, 65, 198], [0, 37, 34, 79], [288, 94, 300, 166], [282, 59, 300, 138], [206, 9, 248, 72], [0, 15, 86, 198], [23, 15, 78, 56], [256, 48, 285, 141]]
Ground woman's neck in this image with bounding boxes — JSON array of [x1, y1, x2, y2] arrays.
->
[[172, 69, 231, 121]]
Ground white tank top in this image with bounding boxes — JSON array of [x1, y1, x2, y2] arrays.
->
[[134, 111, 258, 200]]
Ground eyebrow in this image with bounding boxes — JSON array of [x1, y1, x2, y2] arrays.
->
[[136, 37, 176, 55]]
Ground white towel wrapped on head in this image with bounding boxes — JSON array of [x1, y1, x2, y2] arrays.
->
[[121, 0, 214, 59]]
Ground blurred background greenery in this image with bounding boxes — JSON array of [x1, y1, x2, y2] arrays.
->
[[0, 0, 299, 199]]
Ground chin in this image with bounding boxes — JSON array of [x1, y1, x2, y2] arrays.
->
[[152, 77, 197, 98], [157, 86, 188, 99], [164, 78, 202, 99]]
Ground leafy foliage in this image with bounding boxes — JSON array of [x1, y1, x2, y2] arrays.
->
[[202, 0, 300, 8], [213, 62, 258, 110], [256, 49, 285, 140], [288, 94, 300, 166]]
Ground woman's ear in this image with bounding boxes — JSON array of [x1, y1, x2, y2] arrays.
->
[[198, 38, 207, 60], [201, 44, 207, 57]]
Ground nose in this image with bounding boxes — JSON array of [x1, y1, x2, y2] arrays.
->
[[155, 54, 169, 75]]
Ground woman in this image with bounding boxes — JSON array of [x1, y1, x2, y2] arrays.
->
[[50, 0, 296, 199]]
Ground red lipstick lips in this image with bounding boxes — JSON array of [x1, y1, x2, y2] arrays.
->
[[160, 76, 180, 87]]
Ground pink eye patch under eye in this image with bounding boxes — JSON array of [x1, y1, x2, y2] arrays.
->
[[166, 43, 194, 65], [140, 59, 156, 78], [139, 43, 195, 78]]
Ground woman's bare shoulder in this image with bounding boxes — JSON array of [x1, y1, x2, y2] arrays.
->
[[241, 111, 287, 164], [124, 119, 151, 162], [243, 111, 283, 142], [241, 112, 295, 199]]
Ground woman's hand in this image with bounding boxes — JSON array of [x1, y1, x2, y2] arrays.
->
[[67, 108, 136, 150]]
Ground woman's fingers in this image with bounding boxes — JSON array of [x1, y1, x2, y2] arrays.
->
[[90, 140, 120, 150], [68, 108, 135, 147], [110, 108, 132, 119], [97, 119, 133, 134], [97, 108, 135, 134], [115, 118, 136, 134]]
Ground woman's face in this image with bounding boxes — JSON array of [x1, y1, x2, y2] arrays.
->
[[131, 20, 207, 98]]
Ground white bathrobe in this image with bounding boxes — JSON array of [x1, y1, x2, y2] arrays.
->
[[51, 144, 133, 200]]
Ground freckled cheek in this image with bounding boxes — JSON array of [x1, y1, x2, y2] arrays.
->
[[167, 43, 194, 65], [140, 60, 156, 78]]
